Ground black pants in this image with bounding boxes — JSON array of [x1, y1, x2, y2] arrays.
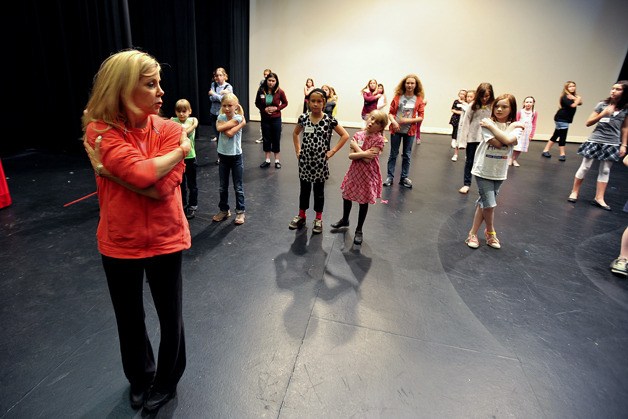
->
[[463, 142, 479, 186], [548, 128, 569, 146], [261, 117, 282, 153], [209, 113, 219, 138], [299, 179, 325, 213], [181, 158, 198, 208], [102, 252, 186, 393]]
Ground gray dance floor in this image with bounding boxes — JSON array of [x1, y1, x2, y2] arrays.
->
[[1, 122, 627, 418]]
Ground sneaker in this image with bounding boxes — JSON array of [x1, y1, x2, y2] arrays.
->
[[465, 233, 480, 249], [212, 210, 231, 222], [400, 178, 413, 189], [288, 215, 306, 230], [185, 206, 197, 220], [451, 139, 456, 148], [275, 161, 282, 169], [451, 154, 458, 162], [542, 151, 551, 158], [331, 219, 349, 229], [210, 137, 217, 142], [485, 230, 501, 249], [459, 185, 470, 194], [255, 138, 263, 143], [215, 159, 220, 165], [353, 230, 363, 245], [260, 161, 271, 168], [312, 219, 323, 234], [234, 212, 245, 225], [559, 155, 566, 162], [513, 160, 521, 167], [610, 257, 628, 277], [383, 177, 393, 187]]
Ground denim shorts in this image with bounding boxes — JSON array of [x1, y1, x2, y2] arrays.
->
[[555, 121, 569, 130], [475, 176, 503, 208]]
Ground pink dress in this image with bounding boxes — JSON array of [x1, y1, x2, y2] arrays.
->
[[340, 131, 385, 204]]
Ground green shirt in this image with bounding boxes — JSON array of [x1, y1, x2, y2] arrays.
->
[[171, 117, 197, 159]]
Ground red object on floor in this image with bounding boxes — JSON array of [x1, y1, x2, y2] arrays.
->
[[0, 159, 12, 209]]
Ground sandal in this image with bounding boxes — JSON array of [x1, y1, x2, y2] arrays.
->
[[465, 233, 480, 249], [485, 230, 501, 249]]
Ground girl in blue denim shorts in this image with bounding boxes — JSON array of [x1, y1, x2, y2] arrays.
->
[[465, 93, 524, 249]]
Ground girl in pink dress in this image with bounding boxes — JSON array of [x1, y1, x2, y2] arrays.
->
[[331, 110, 388, 245]]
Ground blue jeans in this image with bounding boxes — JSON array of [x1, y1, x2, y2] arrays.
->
[[218, 153, 245, 212], [387, 133, 414, 180]]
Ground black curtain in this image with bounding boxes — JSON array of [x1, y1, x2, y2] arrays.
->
[[194, 1, 250, 125], [4, 0, 249, 155], [619, 51, 628, 82]]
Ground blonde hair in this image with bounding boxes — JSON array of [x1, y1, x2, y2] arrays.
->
[[214, 67, 228, 80], [175, 99, 192, 112], [361, 79, 378, 93], [562, 80, 576, 97], [367, 110, 388, 133], [221, 93, 241, 114], [221, 92, 239, 104], [82, 49, 160, 132], [322, 85, 337, 102]]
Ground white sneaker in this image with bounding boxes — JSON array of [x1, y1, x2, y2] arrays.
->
[[451, 154, 458, 162], [611, 257, 627, 277], [459, 185, 470, 194], [255, 138, 263, 143]]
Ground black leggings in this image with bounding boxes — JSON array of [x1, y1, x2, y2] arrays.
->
[[548, 128, 569, 146], [299, 179, 325, 213], [342, 199, 369, 231], [463, 142, 479, 186]]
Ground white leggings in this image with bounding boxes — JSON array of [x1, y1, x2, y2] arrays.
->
[[575, 157, 613, 183]]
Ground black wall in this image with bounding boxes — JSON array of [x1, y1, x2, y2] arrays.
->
[[7, 0, 249, 155]]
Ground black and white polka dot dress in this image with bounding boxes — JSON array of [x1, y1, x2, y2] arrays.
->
[[297, 113, 338, 182]]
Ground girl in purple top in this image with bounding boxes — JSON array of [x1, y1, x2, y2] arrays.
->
[[361, 79, 381, 120]]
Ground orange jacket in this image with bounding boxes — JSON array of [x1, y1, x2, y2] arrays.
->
[[86, 115, 191, 258], [388, 95, 425, 137]]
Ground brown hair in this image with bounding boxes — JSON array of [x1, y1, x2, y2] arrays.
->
[[491, 94, 517, 123], [393, 74, 424, 98]]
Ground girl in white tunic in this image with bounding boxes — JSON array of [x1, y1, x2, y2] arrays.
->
[[465, 94, 523, 249], [511, 96, 538, 166]]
